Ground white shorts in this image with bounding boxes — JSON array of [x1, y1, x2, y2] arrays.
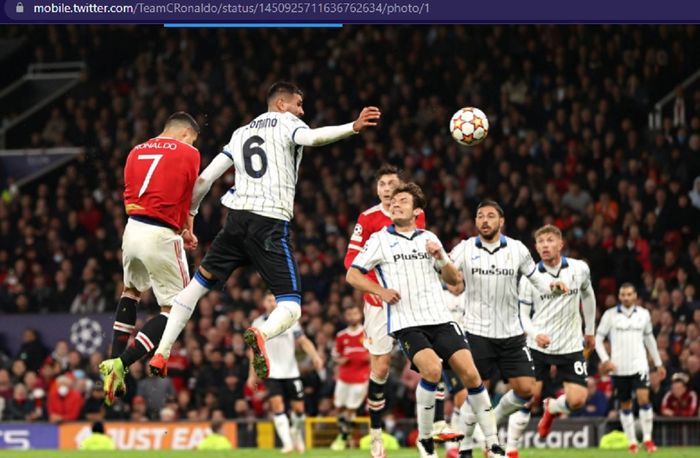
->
[[333, 380, 368, 410], [363, 302, 394, 355], [122, 218, 189, 306]]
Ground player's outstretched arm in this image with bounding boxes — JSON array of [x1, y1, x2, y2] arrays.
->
[[293, 107, 381, 147], [189, 152, 233, 217]]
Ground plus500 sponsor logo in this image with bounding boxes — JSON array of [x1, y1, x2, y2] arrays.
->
[[0, 430, 30, 450]]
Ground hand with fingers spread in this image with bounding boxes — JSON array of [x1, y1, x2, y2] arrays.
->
[[352, 106, 381, 132]]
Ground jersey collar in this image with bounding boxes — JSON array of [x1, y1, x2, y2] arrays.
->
[[387, 224, 424, 240], [537, 256, 569, 277], [616, 304, 638, 314], [474, 234, 507, 254]]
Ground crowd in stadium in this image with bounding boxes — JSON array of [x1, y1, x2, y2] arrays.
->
[[1, 25, 700, 426]]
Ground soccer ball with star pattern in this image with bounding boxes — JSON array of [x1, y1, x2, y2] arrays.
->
[[449, 107, 489, 146]]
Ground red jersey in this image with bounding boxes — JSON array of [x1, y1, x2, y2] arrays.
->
[[344, 204, 426, 306], [123, 137, 200, 231], [661, 389, 698, 417], [334, 326, 370, 384]]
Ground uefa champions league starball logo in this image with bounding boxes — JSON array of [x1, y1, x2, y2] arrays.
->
[[70, 317, 104, 354]]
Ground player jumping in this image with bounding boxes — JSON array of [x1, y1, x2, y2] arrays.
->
[[148, 82, 380, 378], [99, 112, 200, 404]]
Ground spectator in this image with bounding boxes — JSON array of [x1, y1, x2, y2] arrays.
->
[[16, 329, 47, 372], [660, 373, 698, 417], [81, 381, 106, 421], [0, 369, 12, 401], [4, 384, 34, 421], [47, 375, 84, 422]]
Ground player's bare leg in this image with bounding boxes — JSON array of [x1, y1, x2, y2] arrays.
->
[[150, 268, 216, 375], [367, 353, 390, 458], [449, 349, 505, 457], [537, 381, 586, 439], [494, 376, 534, 425]]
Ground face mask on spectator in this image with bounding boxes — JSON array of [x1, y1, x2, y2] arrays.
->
[[57, 385, 69, 397]]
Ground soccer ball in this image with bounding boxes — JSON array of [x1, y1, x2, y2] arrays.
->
[[449, 107, 489, 146]]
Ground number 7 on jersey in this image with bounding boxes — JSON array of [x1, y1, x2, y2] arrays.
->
[[137, 154, 163, 197]]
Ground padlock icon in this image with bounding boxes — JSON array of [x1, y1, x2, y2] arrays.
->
[[16, 2, 24, 13]]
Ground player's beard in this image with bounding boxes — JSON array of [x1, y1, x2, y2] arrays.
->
[[478, 225, 499, 242]]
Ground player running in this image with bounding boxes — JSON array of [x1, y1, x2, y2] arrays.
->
[[343, 164, 428, 458], [596, 283, 666, 454], [330, 304, 370, 451], [148, 81, 380, 378], [449, 201, 568, 458], [247, 292, 324, 454], [99, 112, 201, 404], [347, 183, 505, 458], [505, 225, 597, 458]]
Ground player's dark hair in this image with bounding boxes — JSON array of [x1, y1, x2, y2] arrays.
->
[[392, 182, 426, 210], [619, 282, 637, 294], [267, 81, 303, 103], [477, 200, 504, 217], [375, 164, 403, 182], [534, 224, 562, 240], [165, 111, 200, 133], [92, 421, 105, 434]]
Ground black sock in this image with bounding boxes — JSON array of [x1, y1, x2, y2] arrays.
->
[[435, 382, 446, 423], [110, 296, 138, 357], [420, 438, 435, 454], [367, 378, 387, 429], [338, 415, 349, 440], [120, 313, 168, 367]]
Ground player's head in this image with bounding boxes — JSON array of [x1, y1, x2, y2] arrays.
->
[[390, 182, 426, 227], [267, 81, 304, 117], [343, 304, 363, 326], [261, 291, 277, 314], [534, 224, 564, 262], [91, 421, 105, 434], [163, 112, 200, 145], [375, 164, 403, 207], [618, 282, 638, 307], [475, 200, 504, 241]]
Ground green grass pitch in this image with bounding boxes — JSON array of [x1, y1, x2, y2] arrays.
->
[[3, 449, 700, 458]]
